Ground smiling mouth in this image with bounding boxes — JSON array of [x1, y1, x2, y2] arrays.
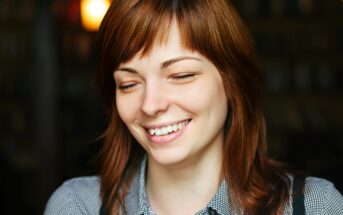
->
[[146, 119, 191, 136]]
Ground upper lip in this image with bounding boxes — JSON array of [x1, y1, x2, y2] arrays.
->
[[143, 119, 191, 130]]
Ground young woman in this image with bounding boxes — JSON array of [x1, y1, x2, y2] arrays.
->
[[44, 0, 343, 214]]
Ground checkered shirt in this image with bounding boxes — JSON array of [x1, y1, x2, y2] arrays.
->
[[44, 159, 343, 215]]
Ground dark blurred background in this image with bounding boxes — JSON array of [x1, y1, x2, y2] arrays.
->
[[1, 0, 342, 214]]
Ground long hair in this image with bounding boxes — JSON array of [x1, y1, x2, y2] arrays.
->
[[96, 0, 291, 214]]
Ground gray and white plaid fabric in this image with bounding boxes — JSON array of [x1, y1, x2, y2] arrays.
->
[[44, 159, 343, 215]]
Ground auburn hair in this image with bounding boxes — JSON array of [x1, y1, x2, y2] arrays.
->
[[96, 0, 291, 214]]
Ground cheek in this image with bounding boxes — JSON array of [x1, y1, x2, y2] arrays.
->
[[174, 79, 227, 113], [170, 84, 205, 112], [116, 94, 139, 124]]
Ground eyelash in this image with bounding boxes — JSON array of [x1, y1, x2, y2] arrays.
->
[[171, 73, 196, 80], [118, 83, 137, 91], [117, 72, 196, 91]]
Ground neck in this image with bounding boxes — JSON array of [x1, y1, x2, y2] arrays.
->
[[146, 141, 223, 215]]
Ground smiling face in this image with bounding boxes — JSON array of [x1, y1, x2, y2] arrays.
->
[[114, 22, 228, 168]]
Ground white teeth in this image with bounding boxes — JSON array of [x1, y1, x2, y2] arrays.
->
[[149, 129, 155, 135], [148, 120, 189, 136]]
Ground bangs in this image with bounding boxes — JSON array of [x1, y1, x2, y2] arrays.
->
[[102, 0, 179, 65], [99, 0, 241, 69]]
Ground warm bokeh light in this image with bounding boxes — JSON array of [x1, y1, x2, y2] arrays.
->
[[81, 0, 110, 31]]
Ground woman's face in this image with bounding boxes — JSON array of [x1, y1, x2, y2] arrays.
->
[[114, 22, 228, 167]]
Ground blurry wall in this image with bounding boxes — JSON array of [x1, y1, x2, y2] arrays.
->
[[1, 0, 103, 214], [0, 0, 342, 214], [237, 0, 343, 192]]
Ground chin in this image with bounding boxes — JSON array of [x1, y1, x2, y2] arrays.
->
[[148, 149, 191, 167]]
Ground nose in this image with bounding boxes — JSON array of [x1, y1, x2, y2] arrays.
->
[[141, 82, 169, 117]]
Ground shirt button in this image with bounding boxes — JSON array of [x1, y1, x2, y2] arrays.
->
[[207, 208, 217, 215]]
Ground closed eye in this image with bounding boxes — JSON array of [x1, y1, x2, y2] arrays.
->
[[171, 73, 196, 80], [117, 82, 138, 92]]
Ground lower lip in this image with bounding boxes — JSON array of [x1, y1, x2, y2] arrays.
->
[[147, 121, 190, 144]]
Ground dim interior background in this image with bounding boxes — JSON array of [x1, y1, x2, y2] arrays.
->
[[1, 0, 342, 214]]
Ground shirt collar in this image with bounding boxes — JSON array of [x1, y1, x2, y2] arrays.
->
[[137, 157, 154, 215], [205, 180, 230, 215]]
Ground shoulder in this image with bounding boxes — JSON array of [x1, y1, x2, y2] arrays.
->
[[44, 176, 101, 215], [303, 177, 343, 214]]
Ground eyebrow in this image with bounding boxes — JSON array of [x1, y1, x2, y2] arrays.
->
[[161, 56, 201, 69], [115, 56, 201, 73], [115, 67, 137, 73]]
